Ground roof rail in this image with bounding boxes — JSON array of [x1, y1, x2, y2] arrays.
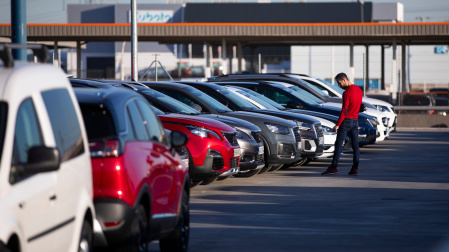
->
[[0, 43, 49, 68]]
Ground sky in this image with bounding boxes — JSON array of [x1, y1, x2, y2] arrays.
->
[[0, 0, 448, 23]]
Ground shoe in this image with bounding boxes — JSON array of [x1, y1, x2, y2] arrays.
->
[[348, 168, 358, 176], [321, 167, 338, 175]]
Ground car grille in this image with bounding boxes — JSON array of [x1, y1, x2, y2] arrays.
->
[[293, 126, 301, 143], [230, 158, 239, 168], [279, 143, 295, 156], [251, 131, 262, 143], [222, 132, 239, 146], [314, 123, 324, 138], [212, 157, 224, 170], [256, 153, 264, 163]]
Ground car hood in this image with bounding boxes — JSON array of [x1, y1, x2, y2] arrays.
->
[[245, 109, 320, 125]]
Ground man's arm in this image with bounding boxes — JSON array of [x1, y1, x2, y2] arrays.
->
[[334, 91, 350, 131]]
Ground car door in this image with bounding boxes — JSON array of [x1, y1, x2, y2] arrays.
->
[[135, 99, 177, 214], [9, 98, 60, 251], [41, 89, 88, 251]]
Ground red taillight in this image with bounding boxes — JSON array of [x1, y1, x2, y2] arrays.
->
[[89, 140, 120, 157]]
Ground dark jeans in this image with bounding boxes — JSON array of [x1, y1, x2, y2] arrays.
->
[[331, 118, 359, 170]]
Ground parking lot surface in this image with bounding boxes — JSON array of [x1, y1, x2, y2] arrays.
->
[[152, 128, 449, 252]]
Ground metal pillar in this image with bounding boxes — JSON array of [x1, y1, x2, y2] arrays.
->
[[53, 40, 59, 67], [392, 39, 398, 99], [365, 44, 369, 93], [222, 38, 227, 75], [381, 45, 385, 90], [205, 43, 211, 78], [349, 43, 355, 83], [237, 42, 243, 74], [401, 42, 407, 92], [11, 0, 27, 60], [131, 0, 138, 81], [76, 41, 81, 78]]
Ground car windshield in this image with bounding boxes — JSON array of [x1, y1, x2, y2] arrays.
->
[[271, 84, 320, 106], [234, 87, 286, 110], [318, 78, 345, 95], [285, 74, 332, 97], [287, 85, 325, 104], [233, 89, 280, 110], [181, 86, 232, 113], [0, 102, 7, 163], [141, 89, 200, 115], [212, 85, 259, 111]]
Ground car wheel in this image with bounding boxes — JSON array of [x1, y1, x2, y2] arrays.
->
[[258, 164, 271, 174], [160, 190, 190, 252], [116, 204, 148, 252], [233, 169, 260, 178], [78, 219, 93, 252], [268, 164, 283, 172], [296, 158, 310, 166]]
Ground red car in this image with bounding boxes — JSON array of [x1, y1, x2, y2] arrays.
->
[[159, 113, 241, 186], [74, 87, 190, 252]]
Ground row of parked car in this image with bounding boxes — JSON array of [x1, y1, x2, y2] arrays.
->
[[0, 44, 397, 252]]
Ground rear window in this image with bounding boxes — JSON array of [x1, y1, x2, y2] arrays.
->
[[42, 89, 85, 161], [79, 104, 116, 141]]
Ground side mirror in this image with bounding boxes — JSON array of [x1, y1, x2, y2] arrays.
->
[[171, 131, 188, 148], [322, 90, 329, 96], [190, 103, 202, 112], [23, 146, 60, 175], [170, 131, 189, 157], [286, 100, 302, 109]]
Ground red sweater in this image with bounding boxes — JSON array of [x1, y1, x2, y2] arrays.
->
[[336, 85, 363, 127]]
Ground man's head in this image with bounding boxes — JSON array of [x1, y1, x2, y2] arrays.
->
[[335, 72, 351, 90]]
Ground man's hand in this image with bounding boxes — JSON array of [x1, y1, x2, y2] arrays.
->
[[333, 125, 339, 132]]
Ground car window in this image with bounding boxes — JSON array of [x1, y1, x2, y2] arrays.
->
[[180, 86, 232, 113], [126, 100, 150, 141], [206, 85, 259, 111], [0, 102, 7, 164], [141, 89, 200, 115], [135, 99, 166, 144], [10, 98, 44, 184], [79, 104, 116, 141], [42, 89, 85, 162], [254, 87, 297, 107]]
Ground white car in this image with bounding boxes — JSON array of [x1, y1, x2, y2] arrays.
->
[[0, 45, 95, 252], [293, 74, 397, 133]]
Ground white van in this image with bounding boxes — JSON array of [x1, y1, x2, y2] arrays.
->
[[0, 44, 95, 252]]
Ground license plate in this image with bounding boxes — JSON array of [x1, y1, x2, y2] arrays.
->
[[258, 146, 264, 155], [234, 148, 240, 157], [319, 137, 324, 145]]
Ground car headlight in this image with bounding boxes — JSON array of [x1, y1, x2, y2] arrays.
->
[[235, 128, 252, 140], [294, 121, 311, 131], [321, 125, 336, 134], [265, 123, 290, 134], [186, 125, 221, 139]]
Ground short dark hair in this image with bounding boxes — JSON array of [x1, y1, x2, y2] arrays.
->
[[335, 73, 348, 82]]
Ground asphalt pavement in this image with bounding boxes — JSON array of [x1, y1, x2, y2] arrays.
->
[[154, 128, 449, 252]]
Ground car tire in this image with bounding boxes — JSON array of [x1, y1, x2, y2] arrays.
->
[[190, 180, 201, 188], [160, 190, 190, 252], [233, 169, 260, 178], [115, 204, 148, 252], [200, 177, 217, 185], [78, 219, 93, 252]]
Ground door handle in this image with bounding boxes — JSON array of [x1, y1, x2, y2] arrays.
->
[[49, 195, 57, 201]]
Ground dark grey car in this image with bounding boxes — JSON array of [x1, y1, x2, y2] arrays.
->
[[141, 81, 302, 173]]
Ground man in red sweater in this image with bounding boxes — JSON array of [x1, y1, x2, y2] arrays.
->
[[322, 73, 362, 176]]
